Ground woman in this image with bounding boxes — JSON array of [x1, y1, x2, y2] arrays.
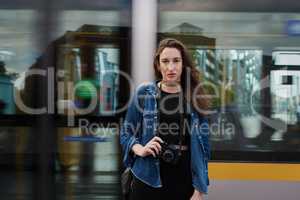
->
[[120, 38, 210, 200]]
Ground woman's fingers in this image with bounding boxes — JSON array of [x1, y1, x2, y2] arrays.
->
[[145, 147, 156, 157], [152, 136, 163, 144], [151, 141, 162, 151], [145, 142, 159, 156], [149, 139, 162, 154], [142, 136, 164, 157], [149, 143, 160, 155]]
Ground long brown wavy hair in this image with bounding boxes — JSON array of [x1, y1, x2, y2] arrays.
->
[[153, 38, 210, 115]]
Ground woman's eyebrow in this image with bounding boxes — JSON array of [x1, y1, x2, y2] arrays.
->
[[160, 56, 181, 60]]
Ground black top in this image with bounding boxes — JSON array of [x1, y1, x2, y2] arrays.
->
[[157, 90, 190, 146], [157, 89, 193, 198], [129, 89, 193, 200]]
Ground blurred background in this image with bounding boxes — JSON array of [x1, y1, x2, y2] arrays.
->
[[0, 0, 300, 200]]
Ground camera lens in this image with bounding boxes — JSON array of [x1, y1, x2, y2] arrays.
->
[[162, 149, 174, 163]]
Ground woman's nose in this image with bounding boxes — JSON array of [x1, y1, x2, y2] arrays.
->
[[167, 62, 176, 70]]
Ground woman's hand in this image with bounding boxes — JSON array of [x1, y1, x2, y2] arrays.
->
[[132, 136, 163, 157], [190, 189, 204, 200]]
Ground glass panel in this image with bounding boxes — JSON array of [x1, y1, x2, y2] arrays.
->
[[0, 10, 38, 114], [158, 4, 300, 153], [53, 3, 127, 200], [272, 51, 300, 128], [57, 46, 120, 115], [193, 49, 262, 142], [55, 10, 124, 116], [0, 1, 129, 200]]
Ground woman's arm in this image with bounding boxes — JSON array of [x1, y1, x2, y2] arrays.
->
[[201, 118, 211, 159], [119, 90, 143, 167], [191, 116, 211, 194]]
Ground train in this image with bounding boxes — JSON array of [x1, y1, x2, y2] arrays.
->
[[0, 1, 300, 200]]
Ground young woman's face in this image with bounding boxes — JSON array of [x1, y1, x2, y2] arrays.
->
[[158, 47, 183, 84]]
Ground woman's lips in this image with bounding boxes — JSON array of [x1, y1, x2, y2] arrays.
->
[[167, 73, 176, 77]]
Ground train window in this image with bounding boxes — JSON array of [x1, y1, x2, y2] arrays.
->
[[57, 46, 120, 116], [51, 2, 129, 200], [158, 0, 300, 161], [1, 1, 130, 200], [54, 9, 129, 117], [0, 9, 39, 115]]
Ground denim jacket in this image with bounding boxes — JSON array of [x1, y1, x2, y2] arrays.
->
[[120, 81, 210, 193]]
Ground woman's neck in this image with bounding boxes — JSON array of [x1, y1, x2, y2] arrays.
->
[[159, 81, 181, 93]]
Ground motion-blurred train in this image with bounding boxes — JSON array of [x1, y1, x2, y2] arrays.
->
[[0, 1, 300, 200]]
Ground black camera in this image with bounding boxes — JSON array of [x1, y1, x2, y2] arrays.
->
[[159, 142, 181, 165]]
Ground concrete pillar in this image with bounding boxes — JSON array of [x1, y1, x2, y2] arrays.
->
[[131, 0, 157, 86]]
